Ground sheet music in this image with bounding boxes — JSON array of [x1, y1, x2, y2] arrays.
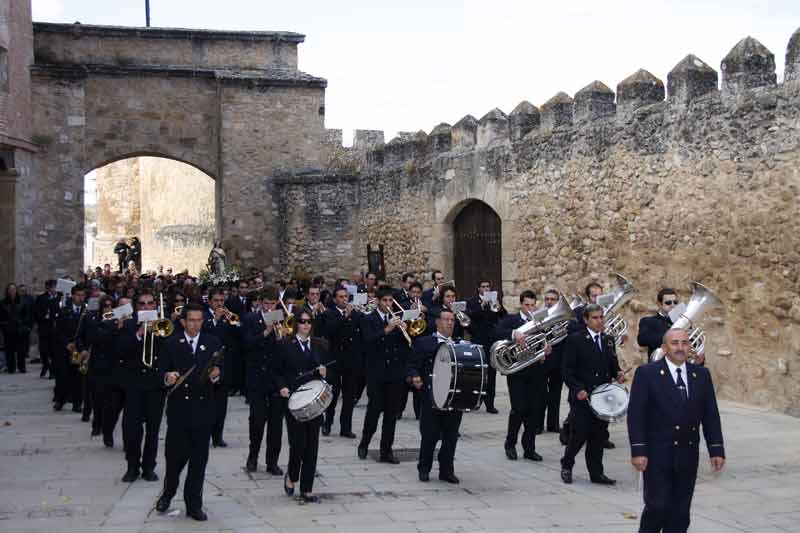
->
[[401, 309, 421, 321], [481, 291, 498, 303], [352, 293, 368, 305], [450, 301, 467, 312], [137, 310, 158, 323], [262, 309, 285, 324], [596, 293, 616, 308], [86, 297, 100, 311], [55, 278, 76, 294], [112, 303, 133, 320]]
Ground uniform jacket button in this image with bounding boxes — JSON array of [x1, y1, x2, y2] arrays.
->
[[674, 441, 678, 446], [184, 396, 189, 399], [675, 425, 680, 430]]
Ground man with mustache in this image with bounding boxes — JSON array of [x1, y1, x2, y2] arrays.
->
[[627, 328, 725, 533]]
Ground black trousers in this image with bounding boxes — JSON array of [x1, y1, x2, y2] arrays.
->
[[539, 367, 563, 431], [37, 331, 57, 376], [212, 383, 228, 443], [418, 394, 462, 475], [2, 329, 26, 373], [361, 381, 404, 455], [162, 423, 211, 512], [560, 402, 609, 476], [639, 457, 699, 533], [96, 380, 125, 439], [286, 413, 322, 494], [398, 383, 421, 419], [480, 342, 497, 409], [54, 353, 82, 407], [81, 373, 92, 419], [123, 387, 165, 472], [323, 367, 341, 429], [505, 374, 544, 452], [338, 369, 366, 434], [247, 391, 285, 467]]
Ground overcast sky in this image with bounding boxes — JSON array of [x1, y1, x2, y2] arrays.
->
[[33, 0, 800, 144]]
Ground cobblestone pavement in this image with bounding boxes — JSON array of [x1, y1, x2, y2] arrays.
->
[[0, 367, 798, 532]]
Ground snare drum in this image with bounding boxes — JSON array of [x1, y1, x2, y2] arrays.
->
[[288, 379, 333, 422], [431, 342, 486, 411], [589, 382, 629, 423]]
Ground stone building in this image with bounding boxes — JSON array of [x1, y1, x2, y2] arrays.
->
[[2, 0, 800, 413]]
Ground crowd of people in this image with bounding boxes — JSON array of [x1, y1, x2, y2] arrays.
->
[[0, 262, 726, 532]]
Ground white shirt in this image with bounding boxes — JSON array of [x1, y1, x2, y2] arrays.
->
[[184, 332, 200, 354], [295, 334, 311, 351], [588, 328, 603, 348], [376, 308, 391, 324], [519, 311, 529, 322], [435, 332, 453, 344], [665, 358, 689, 398]]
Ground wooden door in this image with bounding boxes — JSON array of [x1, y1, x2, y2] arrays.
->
[[453, 201, 502, 297]]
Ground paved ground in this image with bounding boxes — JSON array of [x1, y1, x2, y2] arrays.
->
[[0, 367, 798, 533]]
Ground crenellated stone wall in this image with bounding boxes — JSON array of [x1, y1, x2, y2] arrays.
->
[[275, 29, 800, 415]]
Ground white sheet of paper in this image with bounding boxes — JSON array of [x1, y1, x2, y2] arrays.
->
[[596, 293, 616, 308], [402, 309, 421, 321], [481, 291, 498, 303], [55, 278, 76, 294], [137, 310, 158, 323], [344, 284, 358, 297], [263, 309, 285, 324], [352, 293, 367, 305], [86, 297, 100, 311], [112, 303, 133, 320], [450, 301, 467, 312]]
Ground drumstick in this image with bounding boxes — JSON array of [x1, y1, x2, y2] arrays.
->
[[166, 364, 197, 397], [296, 360, 338, 380]]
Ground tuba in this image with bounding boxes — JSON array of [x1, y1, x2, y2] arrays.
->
[[600, 273, 637, 344], [652, 282, 722, 363], [490, 293, 573, 375]]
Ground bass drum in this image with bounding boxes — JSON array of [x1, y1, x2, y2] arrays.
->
[[431, 342, 486, 411], [288, 379, 333, 422], [589, 382, 629, 423]]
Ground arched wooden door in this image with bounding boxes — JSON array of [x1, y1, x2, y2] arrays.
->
[[453, 201, 502, 297]]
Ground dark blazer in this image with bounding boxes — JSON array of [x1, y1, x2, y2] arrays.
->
[[224, 294, 251, 317], [361, 310, 411, 383], [272, 336, 330, 393], [426, 304, 464, 339], [115, 317, 167, 390], [241, 311, 279, 395], [561, 327, 621, 403], [466, 295, 501, 347], [637, 313, 673, 358], [34, 292, 61, 335], [55, 301, 86, 354], [84, 315, 119, 378], [407, 334, 462, 397], [160, 332, 224, 429], [493, 312, 546, 380], [202, 313, 241, 387], [627, 358, 725, 466], [394, 288, 412, 309], [319, 307, 364, 372], [421, 287, 436, 308]]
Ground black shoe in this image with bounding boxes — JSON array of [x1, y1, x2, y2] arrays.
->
[[379, 452, 400, 464], [486, 406, 499, 414], [395, 413, 402, 420], [561, 469, 572, 484], [81, 414, 90, 422], [340, 431, 356, 439], [40, 370, 47, 378], [266, 465, 284, 476], [504, 446, 518, 461], [91, 427, 101, 436], [357, 444, 368, 460], [72, 405, 82, 413], [321, 425, 331, 436], [438, 472, 460, 484], [19, 369, 26, 374], [523, 450, 543, 462], [301, 493, 319, 503], [186, 508, 208, 521], [155, 495, 171, 513], [418, 471, 430, 482], [283, 473, 294, 496], [590, 474, 616, 485], [212, 439, 228, 448], [103, 435, 114, 448], [122, 468, 139, 483], [141, 470, 159, 482], [53, 402, 64, 411], [535, 428, 543, 435], [559, 430, 569, 446], [547, 426, 561, 433], [603, 439, 615, 449], [246, 456, 257, 472]]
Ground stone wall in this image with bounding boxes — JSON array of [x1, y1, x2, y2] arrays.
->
[[275, 30, 800, 415], [92, 157, 215, 274]]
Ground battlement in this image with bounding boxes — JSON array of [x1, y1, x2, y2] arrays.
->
[[354, 28, 800, 170]]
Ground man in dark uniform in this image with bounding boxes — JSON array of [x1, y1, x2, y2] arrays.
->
[[496, 290, 549, 461], [114, 239, 130, 273], [637, 288, 678, 362], [224, 280, 251, 317], [357, 286, 411, 464], [33, 280, 60, 378], [425, 285, 465, 339], [628, 328, 725, 533], [421, 270, 446, 308], [408, 308, 463, 483], [539, 289, 565, 433], [394, 272, 416, 308], [560, 303, 624, 485], [119, 289, 166, 483], [319, 286, 364, 437], [54, 284, 87, 412], [128, 237, 142, 272], [241, 286, 285, 475], [99, 297, 132, 448], [204, 288, 240, 448], [301, 284, 327, 329], [156, 303, 223, 522], [466, 278, 502, 414]]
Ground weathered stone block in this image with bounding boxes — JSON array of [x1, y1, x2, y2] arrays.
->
[[427, 123, 451, 153], [721, 36, 776, 96], [668, 54, 718, 106], [509, 101, 540, 141], [784, 27, 800, 82], [353, 129, 384, 151], [617, 69, 665, 118], [574, 81, 616, 122], [540, 92, 574, 130], [477, 108, 509, 147], [451, 115, 478, 150]]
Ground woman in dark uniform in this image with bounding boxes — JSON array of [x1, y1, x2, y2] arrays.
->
[[273, 309, 329, 503]]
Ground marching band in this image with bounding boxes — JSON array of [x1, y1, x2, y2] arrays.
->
[[2, 266, 725, 531]]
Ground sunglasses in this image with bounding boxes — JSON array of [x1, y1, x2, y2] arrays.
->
[[663, 300, 678, 305], [297, 318, 313, 325]]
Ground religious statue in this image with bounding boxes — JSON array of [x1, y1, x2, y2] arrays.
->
[[208, 241, 227, 275]]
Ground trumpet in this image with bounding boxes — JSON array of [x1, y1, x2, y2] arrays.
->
[[174, 304, 184, 316], [79, 350, 90, 375], [447, 303, 472, 328], [222, 306, 240, 326]]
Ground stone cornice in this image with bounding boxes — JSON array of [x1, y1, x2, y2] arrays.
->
[[32, 22, 305, 43]]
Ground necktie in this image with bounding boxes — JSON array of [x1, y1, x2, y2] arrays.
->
[[383, 314, 389, 326], [676, 368, 688, 402], [596, 334, 603, 352], [189, 339, 195, 354]]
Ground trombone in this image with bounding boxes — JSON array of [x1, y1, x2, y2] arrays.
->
[[222, 306, 240, 326], [142, 294, 175, 369], [389, 298, 424, 345]]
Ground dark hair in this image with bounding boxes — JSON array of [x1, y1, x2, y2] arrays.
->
[[376, 286, 394, 299], [438, 307, 455, 319], [209, 288, 225, 299], [519, 290, 537, 303], [99, 295, 114, 308], [333, 286, 349, 298], [283, 288, 298, 300], [545, 288, 559, 297], [45, 279, 57, 289], [477, 277, 491, 287], [584, 282, 603, 298], [4, 283, 19, 303], [366, 271, 377, 280], [313, 276, 325, 285], [583, 303, 603, 319], [182, 302, 205, 319], [72, 284, 87, 295], [657, 288, 677, 303], [409, 281, 423, 291], [438, 285, 457, 301], [135, 289, 154, 303], [401, 272, 415, 283], [261, 286, 279, 301]]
